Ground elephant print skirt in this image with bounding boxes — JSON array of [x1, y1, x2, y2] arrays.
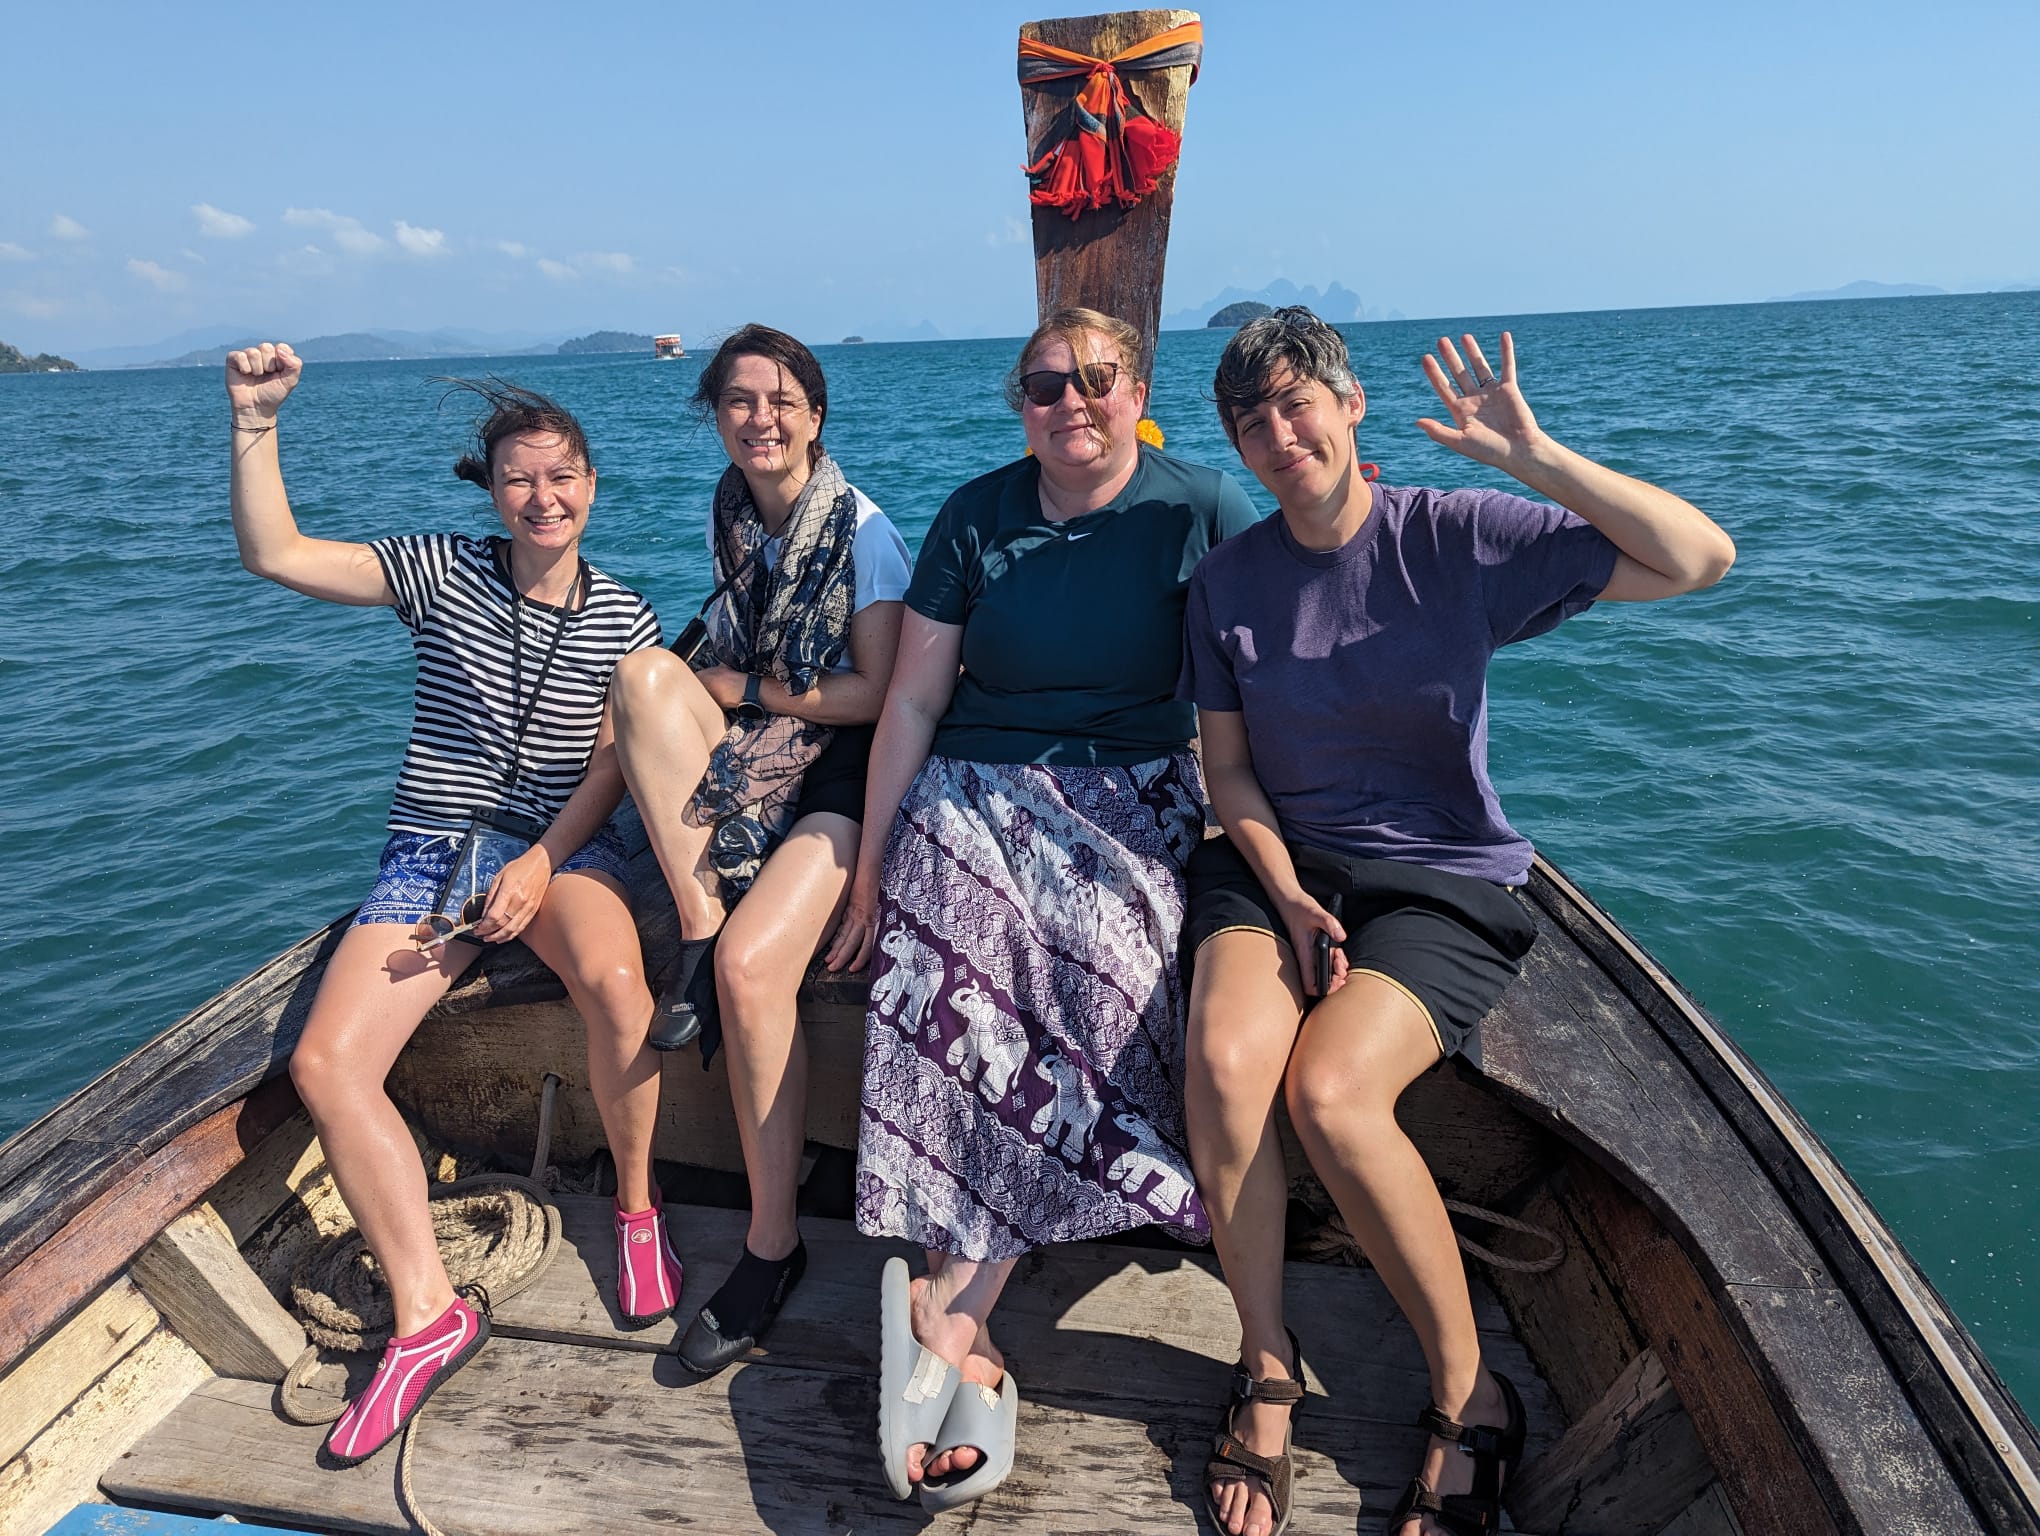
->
[[855, 752, 1211, 1260]]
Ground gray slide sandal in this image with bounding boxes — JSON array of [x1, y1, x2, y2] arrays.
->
[[877, 1256, 961, 1500], [919, 1369, 1020, 1513]]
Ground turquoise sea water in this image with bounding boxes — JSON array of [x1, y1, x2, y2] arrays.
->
[[2, 294, 2036, 1408]]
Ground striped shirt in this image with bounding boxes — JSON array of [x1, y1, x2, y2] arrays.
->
[[369, 533, 661, 835]]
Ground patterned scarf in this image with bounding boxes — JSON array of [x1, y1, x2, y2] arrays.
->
[[684, 453, 859, 895]]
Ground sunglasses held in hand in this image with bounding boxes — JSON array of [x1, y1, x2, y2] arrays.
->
[[413, 892, 489, 952], [1018, 362, 1120, 407]]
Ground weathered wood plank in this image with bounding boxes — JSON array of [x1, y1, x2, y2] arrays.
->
[[0, 1278, 159, 1466], [492, 1199, 1552, 1446], [387, 1003, 867, 1177], [1480, 1179, 1644, 1424], [1563, 1157, 1985, 1535], [1528, 861, 2040, 1532], [1481, 905, 1828, 1292], [0, 1079, 299, 1374], [130, 1203, 305, 1382], [1509, 1348, 1710, 1536], [1020, 9, 1201, 383], [1658, 1480, 1745, 1536], [203, 1109, 322, 1246], [107, 1335, 1498, 1535], [0, 925, 340, 1280], [0, 1326, 208, 1536]]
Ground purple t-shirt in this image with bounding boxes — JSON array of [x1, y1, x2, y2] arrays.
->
[[1178, 482, 1618, 885]]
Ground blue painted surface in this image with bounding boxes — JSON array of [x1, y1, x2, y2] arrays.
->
[[41, 1506, 318, 1535]]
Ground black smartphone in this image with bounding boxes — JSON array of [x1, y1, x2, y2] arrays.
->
[[1313, 929, 1331, 997]]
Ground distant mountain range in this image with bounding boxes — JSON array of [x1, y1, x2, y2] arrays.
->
[[1162, 280, 1393, 330], [1764, 281, 1947, 303]]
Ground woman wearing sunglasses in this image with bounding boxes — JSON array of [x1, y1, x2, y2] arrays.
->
[[827, 307, 1258, 1510], [224, 345, 665, 1467], [1182, 309, 1733, 1536], [604, 325, 909, 1376]]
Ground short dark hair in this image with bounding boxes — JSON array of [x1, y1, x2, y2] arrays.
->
[[1211, 306, 1361, 446], [692, 324, 829, 471], [444, 378, 593, 489]]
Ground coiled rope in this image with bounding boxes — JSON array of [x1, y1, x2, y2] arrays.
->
[[277, 1076, 564, 1535]]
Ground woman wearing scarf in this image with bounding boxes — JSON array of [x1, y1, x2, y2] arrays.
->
[[608, 325, 908, 1371]]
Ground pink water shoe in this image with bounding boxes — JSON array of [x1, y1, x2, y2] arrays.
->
[[321, 1294, 488, 1467], [615, 1187, 684, 1327]]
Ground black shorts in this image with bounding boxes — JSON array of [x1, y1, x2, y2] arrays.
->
[[1181, 834, 1537, 1066], [793, 722, 873, 824]]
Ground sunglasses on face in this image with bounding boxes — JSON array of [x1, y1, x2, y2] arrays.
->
[[412, 892, 489, 952], [1018, 362, 1121, 408]]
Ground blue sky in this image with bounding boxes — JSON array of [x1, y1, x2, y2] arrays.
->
[[3, 0, 2035, 353]]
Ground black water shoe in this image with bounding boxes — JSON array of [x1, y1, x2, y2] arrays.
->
[[650, 934, 718, 1052], [676, 1239, 807, 1376]]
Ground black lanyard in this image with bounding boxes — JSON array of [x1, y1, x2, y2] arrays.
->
[[495, 541, 586, 804]]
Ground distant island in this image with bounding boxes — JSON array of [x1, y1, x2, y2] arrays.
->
[[1164, 279, 1389, 331], [1207, 301, 1273, 328], [841, 335, 866, 345], [125, 328, 663, 368], [0, 340, 79, 374], [558, 330, 654, 354], [1764, 280, 1948, 304]]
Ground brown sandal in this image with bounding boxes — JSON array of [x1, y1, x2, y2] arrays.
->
[[1387, 1372, 1526, 1535], [1205, 1329, 1305, 1536]]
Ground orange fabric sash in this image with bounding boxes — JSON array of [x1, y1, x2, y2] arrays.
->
[[1017, 20, 1203, 219]]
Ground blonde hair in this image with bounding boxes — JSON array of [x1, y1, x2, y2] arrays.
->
[[1004, 307, 1145, 453]]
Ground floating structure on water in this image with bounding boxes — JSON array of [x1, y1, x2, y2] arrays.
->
[[0, 10, 2035, 1535], [653, 334, 685, 360]]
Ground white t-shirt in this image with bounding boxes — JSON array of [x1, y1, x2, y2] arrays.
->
[[704, 486, 911, 674]]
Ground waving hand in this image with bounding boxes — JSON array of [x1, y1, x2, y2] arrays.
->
[[1416, 332, 1547, 471]]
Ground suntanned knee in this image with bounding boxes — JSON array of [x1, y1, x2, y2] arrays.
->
[[290, 1038, 367, 1118], [568, 958, 650, 1034], [714, 927, 797, 1027], [1282, 1040, 1395, 1144], [609, 647, 687, 719], [1188, 1017, 1276, 1105]]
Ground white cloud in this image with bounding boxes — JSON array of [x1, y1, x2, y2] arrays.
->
[[985, 217, 1029, 248], [537, 258, 578, 281], [127, 258, 187, 292], [496, 241, 529, 259], [51, 214, 89, 241], [6, 293, 67, 319], [282, 207, 384, 255], [394, 220, 448, 257], [0, 242, 31, 261], [579, 251, 634, 275], [192, 202, 255, 238], [181, 248, 206, 264]]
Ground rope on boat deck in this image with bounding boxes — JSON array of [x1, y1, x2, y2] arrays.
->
[[1297, 1197, 1566, 1274], [1443, 1199, 1566, 1274], [277, 1074, 566, 1536]]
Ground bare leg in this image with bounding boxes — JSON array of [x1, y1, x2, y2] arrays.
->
[[289, 923, 475, 1335], [714, 812, 859, 1259], [609, 648, 729, 939], [1185, 931, 1309, 1536], [907, 1253, 1018, 1483], [519, 869, 659, 1212], [1283, 977, 1506, 1534]]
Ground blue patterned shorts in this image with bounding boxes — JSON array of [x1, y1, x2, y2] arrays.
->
[[354, 822, 635, 927]]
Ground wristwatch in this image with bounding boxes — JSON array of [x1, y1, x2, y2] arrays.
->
[[734, 674, 767, 723]]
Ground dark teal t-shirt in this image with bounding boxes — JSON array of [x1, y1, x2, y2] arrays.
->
[[907, 446, 1261, 765]]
